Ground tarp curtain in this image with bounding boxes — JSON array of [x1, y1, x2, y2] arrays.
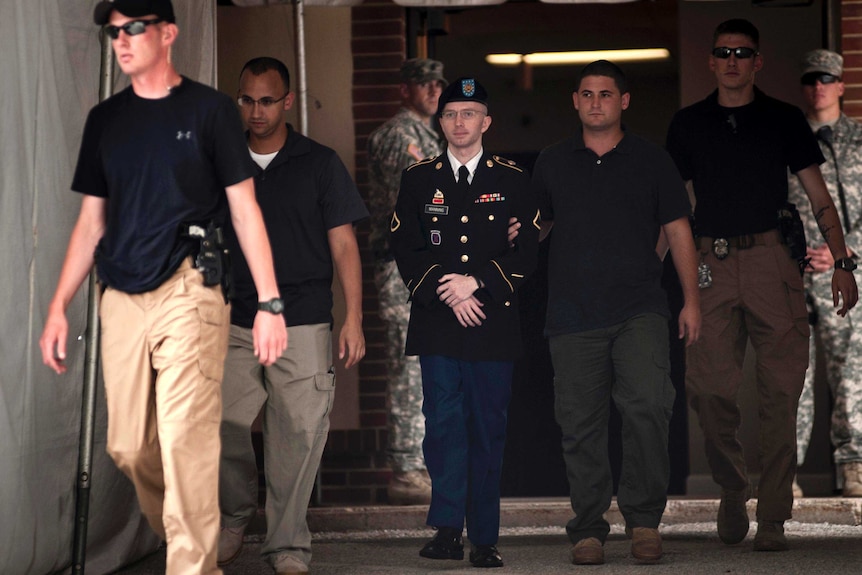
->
[[0, 1, 216, 573]]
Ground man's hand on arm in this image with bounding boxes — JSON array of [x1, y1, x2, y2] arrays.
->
[[437, 273, 480, 307], [807, 244, 835, 273], [507, 217, 521, 246]]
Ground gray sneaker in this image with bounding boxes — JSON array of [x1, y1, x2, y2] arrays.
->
[[717, 488, 750, 544], [217, 525, 246, 566]]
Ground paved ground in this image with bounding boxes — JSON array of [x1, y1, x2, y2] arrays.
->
[[118, 522, 862, 574], [115, 498, 862, 575]]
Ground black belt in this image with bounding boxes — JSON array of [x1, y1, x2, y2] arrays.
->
[[695, 230, 783, 260]]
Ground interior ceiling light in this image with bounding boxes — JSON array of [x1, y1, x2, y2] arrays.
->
[[486, 48, 671, 66]]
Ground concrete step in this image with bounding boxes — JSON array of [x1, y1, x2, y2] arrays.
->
[[304, 497, 862, 534]]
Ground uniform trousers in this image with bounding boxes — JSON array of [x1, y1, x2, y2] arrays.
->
[[687, 232, 809, 521], [549, 313, 675, 544], [797, 271, 862, 467], [100, 257, 228, 575], [420, 355, 513, 545], [375, 259, 426, 472], [219, 322, 334, 570]]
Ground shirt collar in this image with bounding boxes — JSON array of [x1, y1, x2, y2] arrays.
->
[[446, 148, 484, 181]]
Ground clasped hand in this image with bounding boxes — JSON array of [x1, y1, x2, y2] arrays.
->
[[437, 273, 485, 327]]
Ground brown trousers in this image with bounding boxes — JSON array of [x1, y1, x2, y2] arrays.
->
[[687, 231, 809, 521], [100, 258, 229, 574]]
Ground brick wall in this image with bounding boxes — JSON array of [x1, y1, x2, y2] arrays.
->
[[844, 2, 862, 119], [319, 0, 407, 505]]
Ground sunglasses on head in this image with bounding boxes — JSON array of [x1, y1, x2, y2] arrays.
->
[[104, 18, 163, 40], [712, 47, 758, 60], [801, 72, 841, 86]]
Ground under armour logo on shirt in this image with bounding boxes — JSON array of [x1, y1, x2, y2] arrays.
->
[[176, 131, 192, 140]]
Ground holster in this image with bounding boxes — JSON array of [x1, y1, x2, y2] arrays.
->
[[181, 222, 233, 302], [777, 202, 809, 275]]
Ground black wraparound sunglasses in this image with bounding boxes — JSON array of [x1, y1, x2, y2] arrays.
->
[[105, 18, 164, 40], [711, 47, 758, 59], [801, 73, 841, 86]]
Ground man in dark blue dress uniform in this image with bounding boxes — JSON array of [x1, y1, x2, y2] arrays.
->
[[390, 77, 540, 569]]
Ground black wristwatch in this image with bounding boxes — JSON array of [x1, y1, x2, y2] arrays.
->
[[835, 257, 858, 272], [258, 298, 285, 314]]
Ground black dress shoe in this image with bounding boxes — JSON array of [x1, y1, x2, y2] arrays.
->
[[419, 527, 464, 560], [470, 544, 503, 568]]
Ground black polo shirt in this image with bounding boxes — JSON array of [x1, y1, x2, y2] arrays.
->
[[533, 131, 690, 336], [227, 126, 368, 328], [666, 87, 824, 237]]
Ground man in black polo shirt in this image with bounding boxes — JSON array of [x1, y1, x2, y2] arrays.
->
[[666, 18, 858, 552], [533, 60, 700, 566], [217, 57, 367, 575]]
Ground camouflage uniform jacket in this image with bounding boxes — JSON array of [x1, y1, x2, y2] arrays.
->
[[788, 112, 862, 282], [367, 107, 443, 260]]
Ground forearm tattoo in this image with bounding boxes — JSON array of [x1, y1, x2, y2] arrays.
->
[[815, 206, 835, 241]]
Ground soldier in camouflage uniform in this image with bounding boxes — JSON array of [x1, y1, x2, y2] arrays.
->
[[367, 58, 447, 504], [789, 49, 862, 497]]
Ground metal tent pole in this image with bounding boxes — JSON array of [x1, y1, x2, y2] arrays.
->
[[294, 0, 308, 135], [71, 28, 114, 575]]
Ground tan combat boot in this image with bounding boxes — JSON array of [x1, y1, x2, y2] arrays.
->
[[388, 469, 432, 505], [842, 462, 862, 497]]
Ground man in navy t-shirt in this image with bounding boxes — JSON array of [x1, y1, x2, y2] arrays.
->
[[39, 1, 286, 573]]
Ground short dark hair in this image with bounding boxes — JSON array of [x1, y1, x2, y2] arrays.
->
[[240, 57, 291, 92], [713, 19, 760, 51], [577, 60, 628, 95]]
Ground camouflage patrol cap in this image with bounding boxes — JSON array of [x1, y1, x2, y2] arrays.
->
[[800, 49, 843, 78], [436, 77, 489, 116], [400, 59, 447, 86]]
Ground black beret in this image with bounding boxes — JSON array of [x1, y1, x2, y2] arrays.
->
[[436, 77, 488, 116]]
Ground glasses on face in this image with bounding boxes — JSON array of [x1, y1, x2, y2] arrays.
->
[[711, 47, 758, 60], [237, 94, 289, 109], [801, 73, 841, 86], [104, 18, 163, 40], [439, 109, 486, 122]]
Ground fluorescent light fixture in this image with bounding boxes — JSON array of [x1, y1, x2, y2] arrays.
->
[[486, 53, 525, 66], [486, 48, 671, 66]]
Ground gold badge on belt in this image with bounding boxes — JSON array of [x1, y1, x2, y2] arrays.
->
[[712, 238, 729, 260]]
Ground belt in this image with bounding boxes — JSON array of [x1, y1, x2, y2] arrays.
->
[[695, 229, 783, 251]]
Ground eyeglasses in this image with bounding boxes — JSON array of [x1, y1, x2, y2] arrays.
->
[[711, 47, 758, 60], [801, 73, 841, 86], [237, 94, 289, 109], [439, 109, 486, 122], [104, 18, 163, 40]]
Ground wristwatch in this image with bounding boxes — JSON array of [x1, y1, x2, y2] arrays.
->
[[258, 298, 285, 314], [834, 257, 858, 272]]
